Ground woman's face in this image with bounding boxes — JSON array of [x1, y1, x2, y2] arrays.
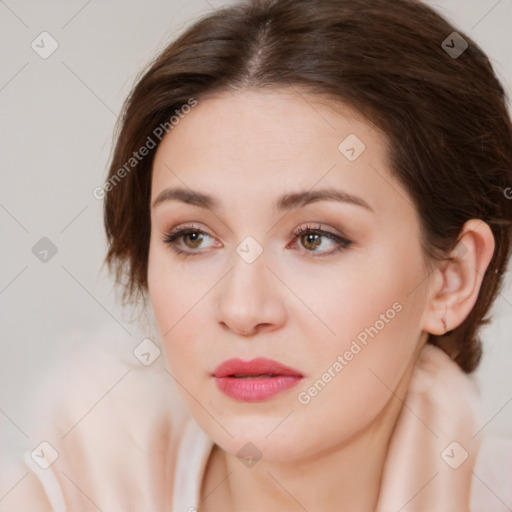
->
[[148, 88, 432, 460]]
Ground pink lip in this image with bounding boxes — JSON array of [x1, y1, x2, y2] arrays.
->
[[212, 357, 304, 402]]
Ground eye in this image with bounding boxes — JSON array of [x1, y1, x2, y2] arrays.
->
[[162, 224, 220, 257], [289, 224, 352, 258], [162, 223, 353, 258]]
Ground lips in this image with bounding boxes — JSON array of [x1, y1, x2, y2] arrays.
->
[[213, 357, 303, 378], [212, 357, 303, 402]]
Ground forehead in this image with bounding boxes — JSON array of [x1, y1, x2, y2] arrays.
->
[[150, 88, 411, 221], [154, 87, 374, 160]]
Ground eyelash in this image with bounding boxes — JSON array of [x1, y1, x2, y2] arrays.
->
[[162, 223, 353, 259]]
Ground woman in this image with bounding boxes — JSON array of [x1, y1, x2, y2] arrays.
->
[[8, 0, 512, 510]]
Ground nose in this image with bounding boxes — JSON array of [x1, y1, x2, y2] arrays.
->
[[214, 251, 287, 337]]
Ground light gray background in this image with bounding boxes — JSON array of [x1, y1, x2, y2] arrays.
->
[[1, 0, 511, 466]]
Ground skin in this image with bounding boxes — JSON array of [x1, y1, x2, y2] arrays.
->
[[147, 88, 495, 511]]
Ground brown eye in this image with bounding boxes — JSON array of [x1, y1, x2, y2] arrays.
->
[[301, 232, 322, 251], [163, 227, 219, 256], [182, 231, 204, 249], [291, 224, 353, 258]]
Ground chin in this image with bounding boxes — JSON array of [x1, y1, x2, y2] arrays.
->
[[192, 407, 352, 463]]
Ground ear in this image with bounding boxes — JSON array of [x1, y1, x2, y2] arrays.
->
[[422, 219, 495, 335]]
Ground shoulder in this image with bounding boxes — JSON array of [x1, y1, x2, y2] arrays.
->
[[2, 323, 190, 511]]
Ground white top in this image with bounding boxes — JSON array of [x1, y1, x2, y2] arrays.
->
[[2, 324, 511, 511], [171, 417, 214, 511]]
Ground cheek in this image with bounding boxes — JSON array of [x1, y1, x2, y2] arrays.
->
[[147, 241, 210, 374], [288, 297, 426, 460], [293, 249, 427, 424], [282, 239, 425, 357], [147, 238, 195, 325]]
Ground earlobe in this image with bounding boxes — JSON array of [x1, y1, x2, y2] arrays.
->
[[421, 219, 495, 336]]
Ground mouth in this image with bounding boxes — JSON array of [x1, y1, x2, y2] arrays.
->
[[229, 373, 277, 378], [212, 358, 304, 402]]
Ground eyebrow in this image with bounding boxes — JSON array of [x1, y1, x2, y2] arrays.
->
[[152, 187, 374, 213]]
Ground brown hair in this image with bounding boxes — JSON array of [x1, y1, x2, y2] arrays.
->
[[104, 0, 512, 372]]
